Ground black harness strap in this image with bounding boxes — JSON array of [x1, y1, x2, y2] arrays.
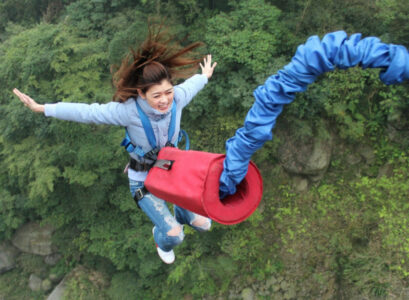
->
[[128, 144, 175, 172], [129, 158, 153, 172], [133, 186, 149, 209]]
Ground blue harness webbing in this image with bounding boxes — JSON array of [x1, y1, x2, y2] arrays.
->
[[120, 100, 189, 159]]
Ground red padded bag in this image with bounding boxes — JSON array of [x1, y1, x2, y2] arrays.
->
[[144, 147, 263, 225]]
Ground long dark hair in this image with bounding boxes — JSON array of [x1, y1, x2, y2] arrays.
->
[[112, 25, 203, 102]]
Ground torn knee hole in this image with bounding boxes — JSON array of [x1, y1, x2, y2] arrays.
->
[[167, 226, 182, 237], [192, 217, 211, 229], [192, 216, 207, 227]]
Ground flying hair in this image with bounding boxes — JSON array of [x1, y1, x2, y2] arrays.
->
[[111, 24, 203, 102]]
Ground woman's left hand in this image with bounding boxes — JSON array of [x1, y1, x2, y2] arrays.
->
[[200, 54, 217, 79]]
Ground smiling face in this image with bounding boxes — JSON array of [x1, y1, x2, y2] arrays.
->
[[138, 79, 174, 113]]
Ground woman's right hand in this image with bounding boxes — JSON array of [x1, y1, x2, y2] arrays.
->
[[13, 88, 44, 113]]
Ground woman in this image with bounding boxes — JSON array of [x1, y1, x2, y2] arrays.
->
[[13, 26, 217, 264]]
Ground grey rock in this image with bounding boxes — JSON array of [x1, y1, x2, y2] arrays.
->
[[346, 153, 362, 165], [265, 276, 277, 289], [399, 288, 409, 299], [305, 139, 332, 173], [291, 176, 309, 192], [44, 253, 62, 266], [277, 135, 332, 178], [0, 241, 19, 274], [275, 294, 285, 300], [241, 287, 255, 300], [309, 173, 325, 182], [46, 278, 67, 300], [280, 280, 288, 291], [285, 286, 297, 299], [12, 222, 55, 256], [29, 274, 42, 291], [358, 145, 375, 165]]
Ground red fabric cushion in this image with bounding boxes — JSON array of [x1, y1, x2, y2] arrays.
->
[[144, 147, 263, 225]]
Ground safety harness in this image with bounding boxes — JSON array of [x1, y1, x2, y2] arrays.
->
[[121, 100, 189, 205]]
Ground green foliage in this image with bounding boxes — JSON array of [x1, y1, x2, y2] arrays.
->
[[0, 268, 45, 300], [63, 266, 109, 300], [322, 68, 385, 141], [375, 0, 409, 46], [286, 67, 408, 143], [106, 11, 148, 65], [205, 0, 282, 74], [183, 0, 288, 120], [0, 0, 61, 40], [0, 189, 25, 239], [265, 155, 409, 297], [17, 253, 50, 278], [271, 0, 384, 40], [0, 0, 409, 299], [106, 272, 139, 300], [189, 114, 243, 152]]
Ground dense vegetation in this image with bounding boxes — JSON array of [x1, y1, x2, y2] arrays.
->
[[1, 0, 409, 298]]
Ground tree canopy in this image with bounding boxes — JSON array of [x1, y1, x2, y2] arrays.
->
[[1, 0, 409, 298]]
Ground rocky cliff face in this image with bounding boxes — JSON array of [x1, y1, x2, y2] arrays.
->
[[0, 242, 19, 274], [11, 222, 55, 256], [0, 221, 63, 298]]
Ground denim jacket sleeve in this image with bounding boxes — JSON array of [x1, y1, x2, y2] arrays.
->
[[44, 99, 134, 127], [173, 74, 208, 109]]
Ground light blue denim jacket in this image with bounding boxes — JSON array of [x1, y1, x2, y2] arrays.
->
[[44, 74, 208, 180]]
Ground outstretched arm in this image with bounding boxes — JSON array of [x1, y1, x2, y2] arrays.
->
[[174, 55, 217, 108], [13, 88, 44, 113], [12, 88, 132, 126]]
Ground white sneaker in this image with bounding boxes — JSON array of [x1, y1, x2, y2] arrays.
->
[[152, 227, 175, 264]]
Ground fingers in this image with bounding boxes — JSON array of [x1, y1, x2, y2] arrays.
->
[[200, 54, 217, 79], [203, 54, 212, 67], [12, 88, 44, 113], [201, 55, 217, 69], [13, 88, 28, 105], [13, 88, 34, 107], [13, 88, 26, 100], [211, 61, 217, 70], [13, 88, 22, 98]]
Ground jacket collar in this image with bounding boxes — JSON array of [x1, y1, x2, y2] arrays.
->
[[136, 96, 171, 121]]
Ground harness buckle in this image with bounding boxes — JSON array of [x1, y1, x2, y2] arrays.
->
[[134, 187, 148, 202], [135, 189, 144, 201], [153, 159, 174, 170], [144, 148, 160, 161], [129, 158, 154, 171]]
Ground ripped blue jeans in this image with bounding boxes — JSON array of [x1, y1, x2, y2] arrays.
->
[[129, 179, 211, 252]]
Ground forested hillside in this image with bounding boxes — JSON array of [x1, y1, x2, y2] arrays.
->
[[1, 0, 409, 299]]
